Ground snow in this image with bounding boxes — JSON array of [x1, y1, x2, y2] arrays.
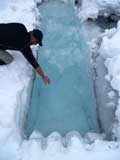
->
[[0, 0, 120, 160], [98, 20, 120, 139], [78, 0, 120, 21]]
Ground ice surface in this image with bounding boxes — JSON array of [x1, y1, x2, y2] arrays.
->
[[24, 1, 99, 137]]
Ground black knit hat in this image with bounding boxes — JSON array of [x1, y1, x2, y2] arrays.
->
[[32, 29, 43, 46]]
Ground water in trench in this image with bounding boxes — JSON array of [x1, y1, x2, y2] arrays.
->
[[24, 1, 99, 137]]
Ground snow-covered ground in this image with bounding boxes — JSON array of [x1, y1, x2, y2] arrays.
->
[[1, 0, 120, 159], [78, 0, 120, 21]]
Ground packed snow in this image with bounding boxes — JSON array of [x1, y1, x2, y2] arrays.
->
[[78, 0, 120, 21], [0, 0, 120, 159]]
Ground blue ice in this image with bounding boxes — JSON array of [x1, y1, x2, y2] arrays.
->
[[24, 1, 99, 137]]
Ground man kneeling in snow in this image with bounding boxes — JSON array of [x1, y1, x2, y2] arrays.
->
[[0, 23, 50, 84]]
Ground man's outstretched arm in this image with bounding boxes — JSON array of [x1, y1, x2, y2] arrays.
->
[[21, 46, 50, 84]]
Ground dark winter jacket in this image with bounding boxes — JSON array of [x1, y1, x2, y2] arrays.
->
[[0, 23, 39, 69]]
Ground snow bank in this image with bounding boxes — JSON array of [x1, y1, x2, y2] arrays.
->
[[0, 0, 40, 159], [77, 0, 120, 140], [99, 21, 120, 139], [78, 0, 120, 21], [0, 0, 120, 160]]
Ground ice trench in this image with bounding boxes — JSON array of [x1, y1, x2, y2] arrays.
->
[[24, 1, 100, 137]]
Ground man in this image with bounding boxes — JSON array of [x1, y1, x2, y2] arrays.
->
[[0, 23, 50, 84]]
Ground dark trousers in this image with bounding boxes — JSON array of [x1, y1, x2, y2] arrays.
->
[[0, 59, 6, 65]]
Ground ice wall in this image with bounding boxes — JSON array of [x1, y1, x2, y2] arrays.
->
[[35, 0, 76, 6]]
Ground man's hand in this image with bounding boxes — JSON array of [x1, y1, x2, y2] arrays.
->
[[42, 75, 50, 84], [35, 66, 50, 84]]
